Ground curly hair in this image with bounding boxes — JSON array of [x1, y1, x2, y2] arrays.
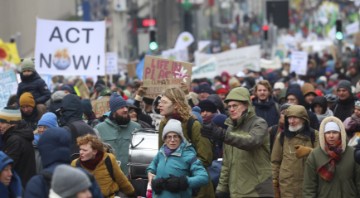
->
[[76, 134, 105, 152], [162, 87, 191, 120]]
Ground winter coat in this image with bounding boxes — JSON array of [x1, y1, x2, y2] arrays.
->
[[271, 105, 319, 198], [147, 141, 209, 198], [17, 71, 51, 104], [22, 104, 47, 130], [95, 118, 141, 175], [303, 116, 360, 198], [252, 97, 280, 127], [60, 94, 96, 154], [2, 121, 36, 187], [332, 95, 356, 121], [311, 96, 334, 123], [72, 152, 135, 197], [217, 88, 273, 197], [0, 171, 22, 198]]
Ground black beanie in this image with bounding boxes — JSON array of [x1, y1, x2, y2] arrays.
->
[[198, 99, 217, 113]]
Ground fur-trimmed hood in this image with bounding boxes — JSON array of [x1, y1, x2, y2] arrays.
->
[[318, 116, 347, 152]]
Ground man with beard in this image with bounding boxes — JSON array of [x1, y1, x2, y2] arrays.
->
[[95, 93, 141, 175], [271, 104, 319, 198]]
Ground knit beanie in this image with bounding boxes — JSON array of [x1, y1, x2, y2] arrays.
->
[[211, 114, 228, 129], [198, 99, 217, 113], [192, 106, 203, 124], [0, 108, 21, 123], [38, 112, 59, 128], [19, 92, 35, 108], [324, 121, 340, 133], [51, 164, 91, 197], [162, 119, 185, 141], [109, 93, 127, 113], [197, 84, 214, 94], [337, 80, 352, 94], [20, 58, 35, 72], [0, 151, 13, 171]]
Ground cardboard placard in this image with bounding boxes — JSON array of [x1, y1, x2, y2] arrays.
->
[[91, 96, 110, 118], [127, 62, 137, 78], [75, 79, 90, 99], [142, 55, 192, 99]]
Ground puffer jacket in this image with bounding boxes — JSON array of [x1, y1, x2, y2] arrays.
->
[[303, 116, 360, 198], [217, 87, 273, 197], [72, 152, 135, 197], [252, 96, 280, 127], [271, 105, 319, 198], [147, 141, 209, 198], [17, 71, 51, 104]]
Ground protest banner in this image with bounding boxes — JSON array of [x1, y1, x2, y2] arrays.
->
[[0, 70, 18, 110], [106, 52, 118, 75], [34, 18, 106, 76], [192, 57, 217, 79], [91, 96, 110, 118], [290, 51, 308, 76], [142, 55, 192, 99], [74, 79, 90, 99]]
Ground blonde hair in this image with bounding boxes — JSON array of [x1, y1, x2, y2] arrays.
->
[[162, 87, 191, 120], [76, 134, 105, 152]]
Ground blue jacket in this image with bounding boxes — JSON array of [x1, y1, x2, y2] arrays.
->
[[147, 141, 209, 198], [17, 71, 51, 104], [0, 151, 22, 198]]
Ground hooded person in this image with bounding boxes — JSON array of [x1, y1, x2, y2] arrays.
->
[[47, 90, 67, 115], [271, 105, 319, 198], [0, 151, 23, 198], [332, 80, 357, 121], [303, 117, 360, 198], [24, 128, 103, 198], [59, 94, 96, 154], [49, 164, 92, 198], [147, 119, 209, 198], [311, 96, 334, 123], [17, 58, 51, 105]]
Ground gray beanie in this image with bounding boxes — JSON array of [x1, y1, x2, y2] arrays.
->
[[51, 164, 91, 197], [337, 80, 352, 94], [162, 119, 185, 141]]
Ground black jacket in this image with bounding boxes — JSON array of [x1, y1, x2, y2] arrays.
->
[[17, 71, 51, 104], [2, 121, 36, 187]]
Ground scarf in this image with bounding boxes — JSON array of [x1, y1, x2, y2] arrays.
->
[[80, 151, 104, 170], [317, 140, 342, 181], [164, 145, 176, 157]]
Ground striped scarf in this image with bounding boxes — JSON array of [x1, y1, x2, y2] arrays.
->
[[317, 140, 342, 181]]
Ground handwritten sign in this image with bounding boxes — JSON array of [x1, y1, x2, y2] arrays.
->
[[142, 55, 192, 98], [0, 71, 18, 110], [91, 96, 110, 118]]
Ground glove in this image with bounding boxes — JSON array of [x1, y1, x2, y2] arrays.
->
[[164, 175, 189, 192], [212, 126, 226, 142], [273, 179, 280, 198], [201, 124, 213, 139], [215, 191, 230, 198], [294, 145, 313, 159], [151, 178, 165, 194]]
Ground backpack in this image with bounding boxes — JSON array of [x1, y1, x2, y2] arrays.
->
[[75, 155, 115, 182]]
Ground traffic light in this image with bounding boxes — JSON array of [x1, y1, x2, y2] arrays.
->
[[335, 19, 343, 40], [149, 30, 158, 51], [262, 25, 269, 41]]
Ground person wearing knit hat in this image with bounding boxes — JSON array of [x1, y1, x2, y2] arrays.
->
[[49, 164, 92, 198], [109, 92, 128, 114], [19, 92, 47, 130], [0, 108, 22, 124], [0, 151, 23, 197], [197, 84, 215, 101], [302, 82, 317, 105], [161, 119, 185, 142], [20, 58, 35, 72], [19, 92, 35, 109], [332, 79, 356, 122]]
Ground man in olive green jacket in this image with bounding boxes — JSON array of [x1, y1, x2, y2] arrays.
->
[[214, 87, 274, 197]]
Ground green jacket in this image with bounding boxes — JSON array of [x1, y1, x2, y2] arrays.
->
[[95, 118, 141, 175], [216, 108, 273, 197]]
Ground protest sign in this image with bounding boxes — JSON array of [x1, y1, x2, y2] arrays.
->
[[0, 70, 18, 110], [91, 96, 110, 118], [192, 57, 217, 79], [74, 79, 90, 99], [35, 18, 106, 76], [106, 52, 118, 75], [142, 55, 192, 99], [290, 51, 308, 76]]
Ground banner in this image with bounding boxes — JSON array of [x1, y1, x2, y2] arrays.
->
[[105, 52, 118, 74], [74, 79, 90, 99], [192, 57, 217, 79], [0, 70, 18, 110], [91, 96, 110, 118], [35, 18, 106, 76], [161, 48, 189, 62], [142, 55, 192, 99], [290, 51, 308, 76], [195, 45, 261, 76]]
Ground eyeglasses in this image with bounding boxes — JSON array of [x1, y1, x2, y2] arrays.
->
[[159, 100, 172, 105], [227, 104, 240, 110], [165, 135, 180, 141]]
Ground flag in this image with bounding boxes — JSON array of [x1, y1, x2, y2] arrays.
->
[[0, 39, 21, 64]]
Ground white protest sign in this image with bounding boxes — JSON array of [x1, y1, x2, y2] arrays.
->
[[0, 70, 18, 110], [106, 52, 118, 74], [192, 57, 217, 79], [290, 51, 308, 76], [161, 48, 189, 62], [35, 18, 106, 76]]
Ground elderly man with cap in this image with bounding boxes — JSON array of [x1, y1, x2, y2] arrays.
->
[[19, 92, 46, 130], [303, 116, 360, 198], [95, 93, 141, 175], [147, 119, 209, 198], [0, 107, 36, 187], [332, 79, 357, 121], [214, 87, 273, 198], [16, 58, 51, 105], [0, 151, 22, 198], [271, 104, 319, 198]]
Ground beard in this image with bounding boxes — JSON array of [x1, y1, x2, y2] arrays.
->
[[289, 123, 304, 132], [114, 114, 131, 125]]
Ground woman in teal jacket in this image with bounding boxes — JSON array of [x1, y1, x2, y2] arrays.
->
[[146, 119, 209, 198]]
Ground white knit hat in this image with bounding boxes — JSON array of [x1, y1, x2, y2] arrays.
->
[[324, 121, 340, 133], [162, 119, 184, 141]]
